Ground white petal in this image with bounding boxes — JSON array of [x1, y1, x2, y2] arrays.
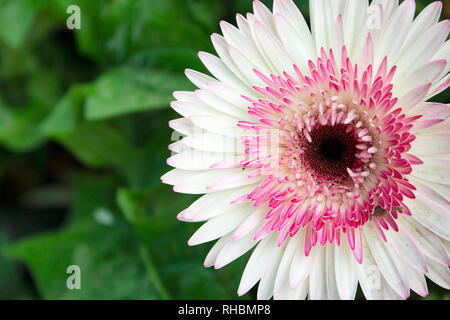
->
[[227, 45, 266, 86], [374, 0, 415, 66], [175, 79, 252, 119], [432, 40, 450, 79], [412, 177, 450, 202], [171, 100, 230, 119], [273, 0, 315, 60], [252, 18, 295, 75], [335, 242, 358, 299], [425, 257, 450, 290], [198, 51, 250, 93], [330, 0, 346, 17], [385, 227, 428, 273], [189, 114, 243, 138], [325, 245, 340, 300], [404, 192, 450, 241], [381, 278, 405, 300], [188, 205, 251, 246], [185, 69, 217, 89], [257, 241, 284, 300], [210, 33, 247, 84], [398, 215, 450, 266], [356, 236, 387, 300], [410, 133, 450, 156], [206, 169, 263, 192], [416, 118, 450, 136], [233, 206, 266, 240], [238, 233, 278, 296], [397, 83, 431, 113], [253, 0, 276, 34], [394, 60, 446, 98], [206, 81, 253, 110], [427, 73, 450, 99], [196, 89, 251, 119], [343, 0, 369, 56], [411, 157, 450, 186], [184, 132, 242, 153], [161, 168, 205, 186], [169, 118, 194, 136], [371, 0, 399, 26], [173, 168, 248, 194], [215, 230, 258, 269], [358, 33, 374, 71], [181, 186, 253, 221], [396, 20, 450, 78], [408, 102, 450, 124], [409, 176, 450, 209], [168, 150, 238, 171], [444, 240, 450, 257], [219, 19, 269, 73], [274, 234, 308, 300], [309, 0, 333, 53], [330, 15, 345, 63], [273, 12, 314, 73], [183, 196, 254, 224], [402, 1, 442, 53], [173, 91, 198, 102], [204, 233, 233, 267], [168, 139, 186, 154], [289, 232, 316, 288], [402, 259, 428, 297], [363, 225, 410, 298], [308, 246, 327, 300]]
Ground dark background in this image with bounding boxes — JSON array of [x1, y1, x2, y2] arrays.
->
[[0, 0, 448, 300]]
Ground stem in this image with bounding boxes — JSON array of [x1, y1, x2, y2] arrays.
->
[[139, 244, 171, 300]]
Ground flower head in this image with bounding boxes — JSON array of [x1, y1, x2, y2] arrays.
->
[[163, 0, 450, 299]]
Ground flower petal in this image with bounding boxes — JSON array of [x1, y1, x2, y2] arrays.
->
[[404, 192, 450, 241], [335, 242, 358, 299], [364, 225, 410, 298]]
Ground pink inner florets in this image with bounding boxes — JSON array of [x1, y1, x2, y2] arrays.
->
[[237, 47, 421, 262]]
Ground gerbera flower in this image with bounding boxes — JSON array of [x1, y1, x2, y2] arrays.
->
[[162, 0, 450, 299]]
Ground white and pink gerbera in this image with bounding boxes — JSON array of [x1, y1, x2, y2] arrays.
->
[[162, 0, 450, 299]]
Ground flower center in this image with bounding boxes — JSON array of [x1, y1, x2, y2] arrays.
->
[[298, 124, 358, 184], [320, 137, 344, 162]]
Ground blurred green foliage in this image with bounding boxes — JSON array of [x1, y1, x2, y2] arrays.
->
[[0, 0, 448, 300]]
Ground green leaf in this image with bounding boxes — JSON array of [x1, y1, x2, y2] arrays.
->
[[0, 232, 36, 299], [46, 115, 135, 169], [55, 122, 135, 169], [0, 100, 47, 152], [40, 85, 86, 138], [27, 70, 63, 108], [41, 85, 137, 169], [3, 173, 159, 299], [70, 173, 122, 226], [4, 222, 159, 299], [84, 67, 193, 120], [0, 0, 36, 48], [117, 188, 181, 244], [121, 111, 174, 189], [117, 188, 146, 223], [127, 47, 205, 72], [0, 102, 13, 128], [42, 0, 216, 65]]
